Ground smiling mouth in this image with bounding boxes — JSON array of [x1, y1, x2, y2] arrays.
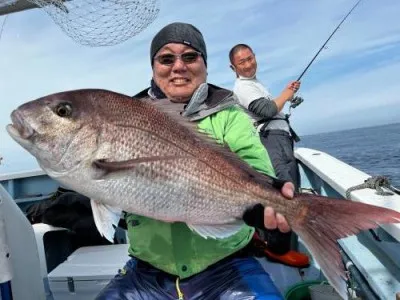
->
[[7, 110, 35, 140], [171, 78, 190, 85]]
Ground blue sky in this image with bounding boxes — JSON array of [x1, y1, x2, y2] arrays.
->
[[1, 0, 400, 173]]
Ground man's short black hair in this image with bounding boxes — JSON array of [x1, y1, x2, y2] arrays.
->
[[229, 44, 254, 65]]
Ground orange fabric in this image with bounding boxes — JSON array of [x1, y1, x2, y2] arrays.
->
[[252, 232, 310, 268]]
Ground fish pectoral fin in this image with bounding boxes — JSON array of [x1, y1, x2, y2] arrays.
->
[[187, 222, 245, 239], [90, 199, 122, 243], [93, 156, 189, 173]]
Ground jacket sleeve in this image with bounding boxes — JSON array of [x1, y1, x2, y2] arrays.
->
[[248, 98, 278, 119], [222, 106, 276, 177]]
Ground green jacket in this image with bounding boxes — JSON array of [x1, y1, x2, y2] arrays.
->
[[126, 84, 275, 278]]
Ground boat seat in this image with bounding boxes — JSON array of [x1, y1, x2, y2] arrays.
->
[[33, 223, 70, 278]]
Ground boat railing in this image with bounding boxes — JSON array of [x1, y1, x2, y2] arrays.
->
[[295, 147, 400, 300], [0, 169, 58, 211]]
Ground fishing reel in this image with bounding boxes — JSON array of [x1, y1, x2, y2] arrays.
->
[[286, 96, 304, 119], [290, 96, 304, 109]]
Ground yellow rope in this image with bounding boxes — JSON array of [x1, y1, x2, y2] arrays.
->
[[175, 277, 184, 300]]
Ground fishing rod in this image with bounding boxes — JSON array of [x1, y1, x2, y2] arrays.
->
[[0, 16, 8, 43], [290, 0, 364, 109]]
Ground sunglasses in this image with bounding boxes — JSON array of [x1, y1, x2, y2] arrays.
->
[[154, 51, 202, 65]]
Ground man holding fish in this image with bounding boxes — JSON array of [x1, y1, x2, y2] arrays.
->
[[96, 22, 294, 299], [7, 22, 400, 300]]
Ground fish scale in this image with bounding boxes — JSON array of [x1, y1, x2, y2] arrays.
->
[[95, 120, 266, 222]]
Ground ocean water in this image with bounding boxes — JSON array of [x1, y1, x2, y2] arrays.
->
[[297, 122, 400, 187]]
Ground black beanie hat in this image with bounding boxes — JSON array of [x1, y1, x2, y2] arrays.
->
[[150, 22, 207, 66]]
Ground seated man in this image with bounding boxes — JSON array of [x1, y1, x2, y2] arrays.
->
[[96, 22, 295, 300]]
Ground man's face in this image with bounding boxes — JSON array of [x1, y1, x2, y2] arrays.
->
[[153, 43, 207, 103], [231, 47, 257, 78]]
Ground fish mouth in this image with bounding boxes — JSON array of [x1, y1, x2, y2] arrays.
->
[[6, 110, 36, 140]]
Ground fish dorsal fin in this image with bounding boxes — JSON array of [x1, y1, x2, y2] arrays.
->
[[145, 97, 282, 190]]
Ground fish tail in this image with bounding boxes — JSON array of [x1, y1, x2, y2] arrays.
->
[[290, 193, 400, 299]]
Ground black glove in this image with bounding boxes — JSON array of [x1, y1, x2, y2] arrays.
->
[[243, 203, 292, 255], [262, 228, 292, 255], [243, 203, 265, 229]]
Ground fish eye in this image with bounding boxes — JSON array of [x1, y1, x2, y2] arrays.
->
[[55, 103, 72, 117]]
